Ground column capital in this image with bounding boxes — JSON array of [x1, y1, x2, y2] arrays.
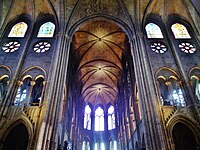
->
[[17, 80, 23, 86], [30, 81, 36, 86], [42, 81, 47, 86], [165, 81, 171, 86]]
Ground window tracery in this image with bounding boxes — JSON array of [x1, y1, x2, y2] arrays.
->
[[84, 105, 92, 130], [108, 105, 115, 130], [95, 107, 104, 131], [158, 78, 185, 107], [2, 41, 20, 53], [178, 42, 196, 54], [150, 42, 167, 54], [33, 41, 51, 53]]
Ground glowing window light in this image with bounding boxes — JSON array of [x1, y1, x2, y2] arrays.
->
[[37, 22, 55, 38], [108, 105, 115, 130], [171, 23, 191, 39], [145, 23, 164, 39], [82, 141, 85, 150], [84, 105, 91, 130], [114, 141, 117, 150], [94, 143, 98, 150], [100, 143, 105, 150], [95, 107, 104, 131], [172, 89, 185, 106], [8, 22, 28, 37]]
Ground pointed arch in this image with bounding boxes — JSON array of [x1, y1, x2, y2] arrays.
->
[[108, 105, 115, 130], [8, 22, 28, 37], [37, 22, 55, 38], [189, 67, 200, 102], [21, 66, 47, 80], [145, 23, 164, 38], [166, 115, 200, 147], [0, 115, 33, 150], [171, 23, 191, 39], [95, 106, 104, 131], [84, 105, 92, 130]]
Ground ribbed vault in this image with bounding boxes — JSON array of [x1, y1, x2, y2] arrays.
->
[[73, 19, 127, 106]]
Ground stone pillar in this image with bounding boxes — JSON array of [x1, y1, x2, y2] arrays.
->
[[27, 81, 35, 105], [129, 32, 168, 149], [36, 33, 71, 150]]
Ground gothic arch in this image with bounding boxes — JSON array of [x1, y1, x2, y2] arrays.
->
[[0, 65, 11, 77], [166, 114, 200, 146], [0, 115, 34, 150], [189, 67, 200, 79], [155, 67, 179, 80], [68, 15, 134, 41], [21, 66, 47, 80], [1, 14, 32, 39], [167, 14, 198, 39]]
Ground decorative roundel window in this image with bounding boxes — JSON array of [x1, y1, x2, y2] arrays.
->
[[178, 42, 196, 54], [2, 41, 20, 53], [150, 42, 167, 54], [33, 41, 51, 53]]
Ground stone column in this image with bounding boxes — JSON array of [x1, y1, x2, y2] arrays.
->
[[27, 81, 35, 105], [129, 31, 168, 149], [36, 32, 71, 150]]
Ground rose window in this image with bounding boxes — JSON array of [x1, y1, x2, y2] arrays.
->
[[34, 42, 51, 53], [2, 41, 20, 53], [178, 42, 196, 54], [150, 42, 167, 54]]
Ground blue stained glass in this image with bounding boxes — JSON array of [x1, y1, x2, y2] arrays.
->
[[145, 23, 164, 39], [37, 22, 55, 38]]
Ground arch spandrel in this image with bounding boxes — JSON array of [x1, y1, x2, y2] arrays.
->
[[66, 0, 134, 36]]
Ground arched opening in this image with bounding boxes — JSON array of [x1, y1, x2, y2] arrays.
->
[[172, 122, 198, 150], [2, 123, 29, 150], [64, 18, 136, 149]]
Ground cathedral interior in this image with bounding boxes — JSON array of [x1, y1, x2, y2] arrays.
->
[[0, 0, 200, 150]]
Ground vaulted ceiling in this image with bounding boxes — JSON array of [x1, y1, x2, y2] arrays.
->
[[73, 19, 127, 106]]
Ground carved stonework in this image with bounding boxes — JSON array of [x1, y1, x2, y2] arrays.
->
[[163, 105, 199, 125]]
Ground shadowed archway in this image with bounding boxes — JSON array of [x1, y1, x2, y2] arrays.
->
[[2, 123, 29, 150], [172, 122, 198, 150]]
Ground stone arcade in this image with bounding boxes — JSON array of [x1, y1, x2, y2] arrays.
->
[[0, 0, 200, 150]]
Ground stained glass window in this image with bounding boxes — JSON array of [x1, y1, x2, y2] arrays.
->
[[8, 22, 28, 37], [95, 107, 104, 131], [14, 77, 31, 106], [150, 42, 167, 54], [37, 22, 55, 38], [171, 23, 191, 39], [30, 77, 44, 106], [145, 23, 164, 39], [170, 80, 186, 107], [84, 105, 91, 130], [34, 41, 51, 53], [178, 42, 196, 53], [2, 41, 20, 53], [108, 105, 115, 130]]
